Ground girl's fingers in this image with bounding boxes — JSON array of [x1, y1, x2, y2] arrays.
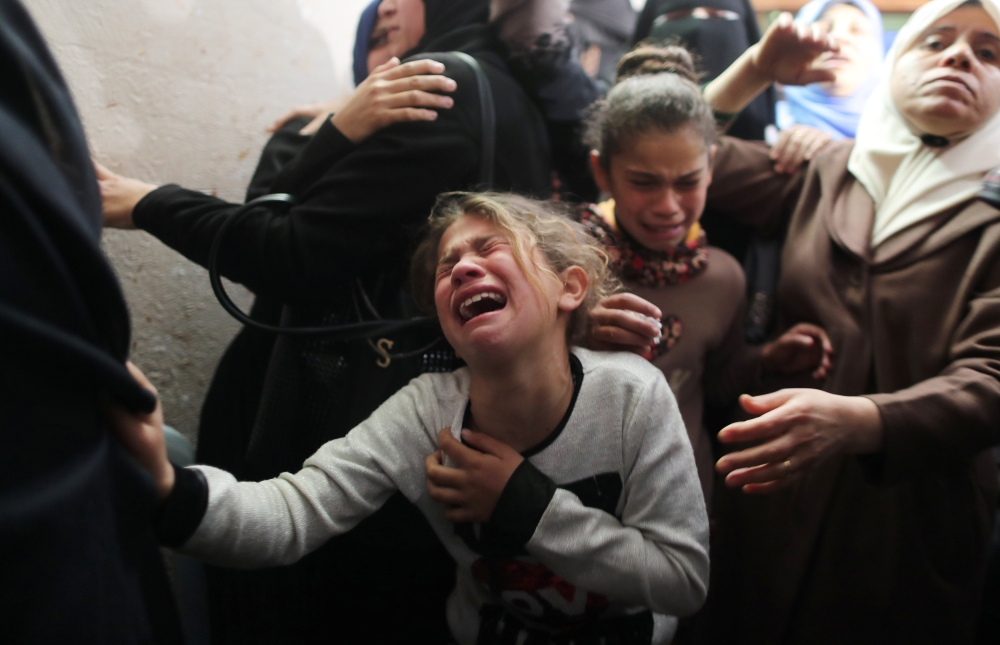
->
[[460, 429, 514, 459], [425, 460, 465, 488], [438, 428, 480, 468], [425, 480, 465, 506]]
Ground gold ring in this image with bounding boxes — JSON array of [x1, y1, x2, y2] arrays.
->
[[782, 460, 793, 470]]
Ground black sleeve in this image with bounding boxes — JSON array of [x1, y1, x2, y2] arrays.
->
[[268, 118, 355, 196], [487, 459, 557, 546], [155, 464, 209, 548], [244, 115, 313, 201], [132, 104, 480, 306]]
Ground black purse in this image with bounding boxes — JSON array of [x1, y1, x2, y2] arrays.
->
[[207, 52, 497, 476]]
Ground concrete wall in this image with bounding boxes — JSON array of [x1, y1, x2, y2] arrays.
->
[[25, 0, 370, 444]]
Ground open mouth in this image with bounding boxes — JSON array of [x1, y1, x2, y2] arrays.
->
[[642, 223, 686, 239], [458, 291, 507, 323]]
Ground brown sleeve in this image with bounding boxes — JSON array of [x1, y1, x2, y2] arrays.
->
[[707, 136, 807, 232], [864, 241, 1000, 481]]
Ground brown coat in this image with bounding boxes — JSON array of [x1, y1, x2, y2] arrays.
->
[[701, 137, 1000, 644]]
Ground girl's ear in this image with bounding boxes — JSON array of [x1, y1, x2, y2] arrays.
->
[[557, 266, 589, 313], [590, 150, 611, 195]]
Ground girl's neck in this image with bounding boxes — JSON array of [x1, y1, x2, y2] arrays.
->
[[466, 342, 575, 454]]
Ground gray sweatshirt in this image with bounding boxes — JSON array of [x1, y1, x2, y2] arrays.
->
[[177, 348, 709, 644]]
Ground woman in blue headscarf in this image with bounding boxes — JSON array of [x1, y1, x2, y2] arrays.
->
[[771, 0, 884, 172]]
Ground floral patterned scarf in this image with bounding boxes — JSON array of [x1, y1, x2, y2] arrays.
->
[[578, 200, 709, 287]]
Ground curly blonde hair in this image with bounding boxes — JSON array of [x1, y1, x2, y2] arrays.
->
[[410, 192, 620, 344]]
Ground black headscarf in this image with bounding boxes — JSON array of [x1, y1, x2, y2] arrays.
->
[[632, 0, 775, 140], [405, 0, 491, 56]]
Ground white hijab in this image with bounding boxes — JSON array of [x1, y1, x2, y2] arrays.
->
[[848, 0, 1000, 247]]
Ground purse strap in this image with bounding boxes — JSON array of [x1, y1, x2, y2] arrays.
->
[[208, 50, 498, 338], [452, 51, 495, 189]]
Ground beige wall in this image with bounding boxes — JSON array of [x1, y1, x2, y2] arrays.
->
[[25, 0, 370, 443]]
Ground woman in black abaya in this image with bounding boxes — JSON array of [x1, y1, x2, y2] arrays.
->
[[99, 1, 553, 642]]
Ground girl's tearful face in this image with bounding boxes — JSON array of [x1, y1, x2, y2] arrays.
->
[[594, 126, 714, 254], [433, 215, 566, 361]]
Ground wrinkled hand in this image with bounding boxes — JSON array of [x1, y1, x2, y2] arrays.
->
[[105, 362, 174, 498], [425, 428, 524, 523], [94, 161, 157, 229], [715, 390, 883, 494], [752, 12, 838, 87], [770, 125, 834, 174], [587, 293, 663, 355], [761, 323, 833, 379]]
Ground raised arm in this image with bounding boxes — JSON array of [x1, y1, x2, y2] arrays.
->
[[704, 12, 837, 117], [98, 56, 481, 305]]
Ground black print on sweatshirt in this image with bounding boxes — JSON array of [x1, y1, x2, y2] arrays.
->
[[456, 473, 629, 639]]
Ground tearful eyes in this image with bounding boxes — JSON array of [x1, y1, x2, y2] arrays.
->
[[435, 242, 509, 277]]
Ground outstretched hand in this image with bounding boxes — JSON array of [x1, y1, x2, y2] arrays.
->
[[761, 323, 833, 379], [715, 389, 883, 494], [94, 161, 157, 229], [753, 12, 839, 87], [587, 293, 663, 355], [425, 428, 524, 523], [105, 362, 174, 499], [268, 57, 457, 141]]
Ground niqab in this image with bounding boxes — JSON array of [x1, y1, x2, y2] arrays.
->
[[405, 0, 491, 56]]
